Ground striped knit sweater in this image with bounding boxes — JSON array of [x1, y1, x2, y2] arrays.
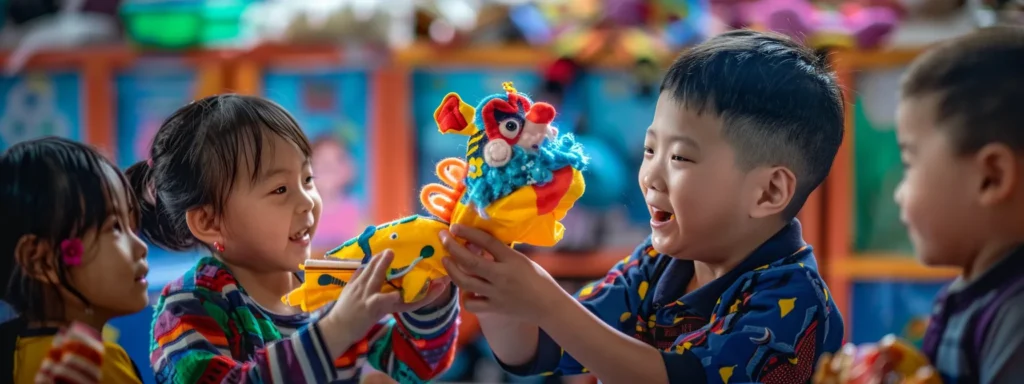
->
[[149, 257, 459, 384]]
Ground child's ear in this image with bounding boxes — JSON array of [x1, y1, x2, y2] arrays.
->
[[974, 142, 1018, 207], [749, 166, 796, 219], [14, 234, 60, 283], [185, 205, 223, 247]]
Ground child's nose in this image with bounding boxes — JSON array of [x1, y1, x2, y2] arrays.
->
[[296, 189, 317, 213], [642, 169, 667, 192]]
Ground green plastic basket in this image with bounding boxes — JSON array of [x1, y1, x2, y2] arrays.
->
[[121, 1, 250, 49]]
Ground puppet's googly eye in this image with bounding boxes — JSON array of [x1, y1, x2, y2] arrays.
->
[[390, 233, 398, 240], [498, 118, 521, 139]]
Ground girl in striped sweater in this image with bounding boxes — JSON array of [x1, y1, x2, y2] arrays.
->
[[127, 95, 459, 384], [0, 137, 150, 383]]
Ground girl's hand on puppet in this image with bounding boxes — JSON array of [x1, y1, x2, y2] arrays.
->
[[326, 250, 451, 342], [439, 224, 565, 323]]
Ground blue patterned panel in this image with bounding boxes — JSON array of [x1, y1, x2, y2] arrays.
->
[[578, 71, 657, 228], [851, 280, 949, 347], [115, 66, 197, 168], [0, 72, 81, 150]]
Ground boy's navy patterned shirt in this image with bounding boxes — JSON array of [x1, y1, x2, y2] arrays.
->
[[502, 220, 845, 384]]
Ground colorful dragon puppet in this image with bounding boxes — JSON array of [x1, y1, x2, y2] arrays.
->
[[283, 82, 588, 311]]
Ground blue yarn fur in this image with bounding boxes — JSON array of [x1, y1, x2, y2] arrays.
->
[[464, 133, 588, 210]]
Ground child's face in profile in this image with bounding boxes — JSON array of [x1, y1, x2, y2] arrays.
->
[[895, 95, 982, 268], [218, 135, 323, 271], [69, 164, 150, 318], [639, 93, 756, 260]]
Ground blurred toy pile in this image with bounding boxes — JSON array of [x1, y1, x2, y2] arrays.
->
[[2, 0, 1018, 73]]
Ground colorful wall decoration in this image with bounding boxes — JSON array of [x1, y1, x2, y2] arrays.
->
[[263, 68, 371, 249], [115, 65, 198, 168], [0, 72, 81, 150], [852, 68, 914, 255]]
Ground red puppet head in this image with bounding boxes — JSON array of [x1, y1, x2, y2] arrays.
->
[[481, 82, 558, 167]]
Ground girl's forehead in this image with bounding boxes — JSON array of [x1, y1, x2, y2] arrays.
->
[[239, 135, 310, 182]]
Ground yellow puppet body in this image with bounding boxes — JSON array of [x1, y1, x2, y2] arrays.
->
[[284, 82, 587, 311]]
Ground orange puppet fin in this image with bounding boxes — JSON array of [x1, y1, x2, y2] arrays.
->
[[420, 158, 467, 221]]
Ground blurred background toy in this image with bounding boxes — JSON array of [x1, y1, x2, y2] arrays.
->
[[747, 0, 900, 49], [0, 1, 993, 382], [813, 335, 942, 384], [6, 0, 119, 73]]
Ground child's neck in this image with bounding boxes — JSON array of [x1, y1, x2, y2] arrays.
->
[[229, 263, 302, 315], [689, 220, 786, 291], [29, 306, 109, 334], [964, 239, 1021, 282]]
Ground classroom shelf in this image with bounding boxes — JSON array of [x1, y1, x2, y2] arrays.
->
[[829, 254, 959, 281]]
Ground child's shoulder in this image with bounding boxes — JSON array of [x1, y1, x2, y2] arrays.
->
[[730, 247, 832, 308], [158, 256, 237, 300]]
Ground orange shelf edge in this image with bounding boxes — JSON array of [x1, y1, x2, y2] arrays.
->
[[828, 254, 959, 281]]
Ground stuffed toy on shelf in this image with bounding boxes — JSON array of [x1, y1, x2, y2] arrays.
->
[[813, 335, 942, 384], [283, 82, 588, 310], [747, 0, 901, 50]]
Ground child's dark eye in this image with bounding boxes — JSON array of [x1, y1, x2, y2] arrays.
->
[[644, 147, 654, 155], [671, 155, 693, 163], [272, 186, 287, 195], [305, 176, 315, 184], [112, 220, 122, 232]]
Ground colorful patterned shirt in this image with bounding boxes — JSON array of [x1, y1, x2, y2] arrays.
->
[[501, 220, 844, 384], [149, 257, 459, 384]]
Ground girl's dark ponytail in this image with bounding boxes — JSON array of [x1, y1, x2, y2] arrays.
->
[[125, 159, 196, 251]]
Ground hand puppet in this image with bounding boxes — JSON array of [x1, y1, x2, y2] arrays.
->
[[283, 82, 588, 311], [813, 335, 942, 384]]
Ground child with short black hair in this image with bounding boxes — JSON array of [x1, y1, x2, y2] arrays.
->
[[439, 29, 846, 384], [895, 26, 1024, 384], [0, 137, 149, 383], [132, 94, 459, 383]]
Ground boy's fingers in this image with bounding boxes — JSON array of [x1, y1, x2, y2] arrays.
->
[[442, 258, 492, 296], [441, 231, 495, 277], [368, 291, 403, 312], [462, 296, 493, 314], [449, 225, 510, 259], [366, 250, 394, 288]]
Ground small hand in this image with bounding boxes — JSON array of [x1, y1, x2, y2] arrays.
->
[[326, 250, 451, 341], [439, 225, 565, 323]]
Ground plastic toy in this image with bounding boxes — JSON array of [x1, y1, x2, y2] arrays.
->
[[813, 335, 942, 384], [748, 0, 900, 50], [283, 82, 588, 311], [35, 322, 105, 384]]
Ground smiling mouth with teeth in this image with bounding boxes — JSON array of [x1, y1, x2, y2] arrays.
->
[[289, 228, 311, 242], [651, 209, 675, 223]]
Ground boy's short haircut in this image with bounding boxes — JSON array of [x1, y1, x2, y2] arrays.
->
[[901, 26, 1024, 155], [660, 30, 845, 219]]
